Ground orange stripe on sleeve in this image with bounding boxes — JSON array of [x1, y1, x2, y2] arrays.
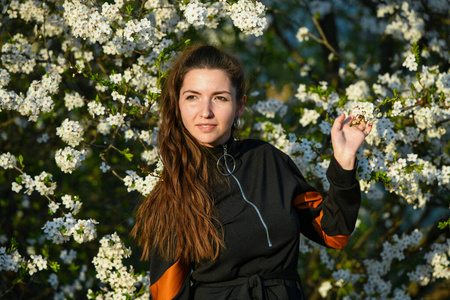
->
[[293, 191, 323, 209], [150, 259, 189, 300], [311, 211, 350, 249], [294, 191, 350, 249]]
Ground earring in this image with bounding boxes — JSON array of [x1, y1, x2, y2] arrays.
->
[[233, 117, 242, 130]]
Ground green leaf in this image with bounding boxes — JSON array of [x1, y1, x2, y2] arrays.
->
[[49, 261, 60, 273], [9, 237, 19, 252], [69, 263, 80, 273], [126, 4, 133, 14], [370, 171, 392, 185], [438, 218, 450, 230], [120, 148, 134, 162], [18, 154, 24, 168], [15, 175, 23, 185], [412, 42, 421, 65]]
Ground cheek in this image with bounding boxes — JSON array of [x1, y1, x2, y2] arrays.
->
[[179, 103, 196, 128]]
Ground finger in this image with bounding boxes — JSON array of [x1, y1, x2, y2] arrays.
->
[[349, 106, 359, 118], [349, 113, 368, 128], [343, 114, 354, 127], [332, 113, 346, 131], [354, 118, 367, 131], [364, 123, 373, 136]]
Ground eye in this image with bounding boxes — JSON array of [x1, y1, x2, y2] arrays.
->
[[185, 95, 197, 100], [215, 96, 229, 101]]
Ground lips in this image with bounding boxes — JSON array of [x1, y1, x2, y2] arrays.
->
[[196, 124, 217, 131]]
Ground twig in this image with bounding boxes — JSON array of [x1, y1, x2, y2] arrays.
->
[[137, 0, 148, 20], [310, 16, 340, 59]]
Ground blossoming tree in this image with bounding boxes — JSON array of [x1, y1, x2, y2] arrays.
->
[[1, 0, 449, 299]]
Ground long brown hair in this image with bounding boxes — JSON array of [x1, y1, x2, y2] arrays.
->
[[131, 45, 246, 263]]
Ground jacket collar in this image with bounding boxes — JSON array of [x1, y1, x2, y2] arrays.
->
[[205, 136, 238, 158]]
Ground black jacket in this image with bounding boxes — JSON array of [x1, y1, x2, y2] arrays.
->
[[149, 139, 361, 300]]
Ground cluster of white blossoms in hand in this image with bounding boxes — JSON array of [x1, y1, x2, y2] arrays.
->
[[55, 147, 89, 174], [349, 102, 376, 125], [89, 232, 150, 299], [226, 0, 267, 36], [42, 213, 98, 244], [56, 119, 85, 147], [182, 0, 208, 27], [252, 98, 288, 118]]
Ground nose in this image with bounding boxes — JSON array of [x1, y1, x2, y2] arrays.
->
[[200, 100, 214, 118]]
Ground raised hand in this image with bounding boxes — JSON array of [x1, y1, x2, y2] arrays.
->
[[331, 112, 373, 170]]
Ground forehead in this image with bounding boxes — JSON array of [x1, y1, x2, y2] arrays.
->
[[181, 69, 234, 90]]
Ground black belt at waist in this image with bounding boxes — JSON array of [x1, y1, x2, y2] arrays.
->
[[195, 269, 304, 300]]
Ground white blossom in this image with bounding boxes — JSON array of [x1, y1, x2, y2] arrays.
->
[[252, 98, 287, 118], [226, 0, 267, 36], [299, 108, 321, 127], [402, 52, 418, 72], [55, 147, 89, 174], [0, 152, 17, 169], [64, 92, 85, 111], [56, 119, 84, 147], [182, 1, 207, 27], [296, 27, 309, 42]]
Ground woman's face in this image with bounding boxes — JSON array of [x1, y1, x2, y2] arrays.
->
[[179, 69, 245, 148]]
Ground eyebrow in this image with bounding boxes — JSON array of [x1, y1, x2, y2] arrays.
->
[[182, 90, 232, 95]]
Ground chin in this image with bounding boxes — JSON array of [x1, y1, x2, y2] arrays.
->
[[196, 138, 221, 148]]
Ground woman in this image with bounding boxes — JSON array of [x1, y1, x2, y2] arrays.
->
[[132, 45, 372, 299]]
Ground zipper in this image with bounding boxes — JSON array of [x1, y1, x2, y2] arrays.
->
[[221, 145, 273, 248]]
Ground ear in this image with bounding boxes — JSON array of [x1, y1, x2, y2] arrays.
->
[[235, 95, 247, 118]]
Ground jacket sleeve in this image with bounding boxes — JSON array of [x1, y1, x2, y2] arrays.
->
[[149, 251, 191, 300], [292, 155, 361, 249]]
